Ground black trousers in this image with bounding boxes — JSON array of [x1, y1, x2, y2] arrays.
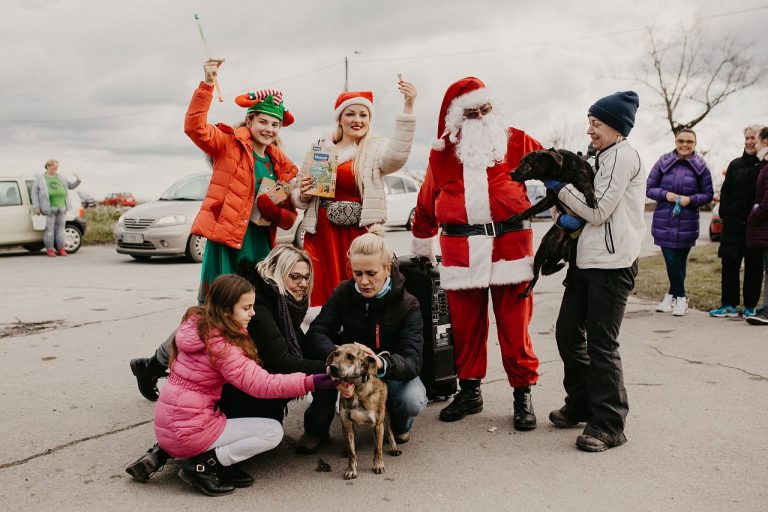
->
[[721, 243, 764, 309], [218, 384, 288, 424], [555, 261, 637, 445]]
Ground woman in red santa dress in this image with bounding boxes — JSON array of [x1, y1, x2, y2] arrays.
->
[[293, 82, 417, 309], [411, 77, 542, 431]]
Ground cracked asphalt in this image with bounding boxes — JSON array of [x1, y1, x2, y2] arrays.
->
[[1, 217, 766, 511]]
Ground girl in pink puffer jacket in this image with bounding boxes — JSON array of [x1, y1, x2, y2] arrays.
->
[[130, 274, 337, 496]]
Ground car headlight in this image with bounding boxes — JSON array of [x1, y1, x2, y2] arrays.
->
[[153, 215, 186, 227]]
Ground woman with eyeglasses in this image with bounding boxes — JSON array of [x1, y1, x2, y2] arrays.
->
[[293, 81, 417, 310], [126, 245, 331, 482], [646, 128, 714, 316]]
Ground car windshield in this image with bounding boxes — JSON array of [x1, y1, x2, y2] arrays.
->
[[159, 174, 210, 201]]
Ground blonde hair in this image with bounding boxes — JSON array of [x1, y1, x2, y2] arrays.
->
[[347, 225, 393, 266], [239, 112, 284, 148], [44, 159, 59, 169], [332, 105, 372, 194], [256, 244, 313, 298]]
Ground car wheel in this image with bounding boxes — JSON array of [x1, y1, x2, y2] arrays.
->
[[405, 208, 416, 231], [23, 243, 44, 252], [294, 227, 306, 249], [130, 254, 152, 262], [186, 234, 206, 263], [64, 224, 83, 253]]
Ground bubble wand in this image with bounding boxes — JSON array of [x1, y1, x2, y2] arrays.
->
[[194, 14, 223, 102]]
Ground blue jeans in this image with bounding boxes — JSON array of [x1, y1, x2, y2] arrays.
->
[[44, 207, 67, 251], [661, 247, 691, 298], [304, 377, 428, 436]]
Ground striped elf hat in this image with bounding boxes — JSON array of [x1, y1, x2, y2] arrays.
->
[[235, 89, 295, 127]]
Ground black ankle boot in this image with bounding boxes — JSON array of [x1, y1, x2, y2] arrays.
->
[[178, 450, 235, 496], [439, 379, 483, 422], [220, 464, 254, 488], [513, 386, 537, 431], [130, 355, 168, 401], [125, 443, 170, 482]]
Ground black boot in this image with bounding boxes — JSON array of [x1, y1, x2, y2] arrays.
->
[[513, 386, 537, 431], [178, 450, 235, 496], [125, 443, 170, 482], [130, 355, 168, 401], [220, 464, 254, 488], [439, 379, 483, 422]]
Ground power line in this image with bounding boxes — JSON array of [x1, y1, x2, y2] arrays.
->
[[1, 3, 763, 125]]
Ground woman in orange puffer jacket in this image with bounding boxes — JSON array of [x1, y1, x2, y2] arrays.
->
[[127, 59, 301, 403], [187, 58, 300, 301]]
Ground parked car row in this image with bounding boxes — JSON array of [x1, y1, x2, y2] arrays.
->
[[0, 176, 87, 253]]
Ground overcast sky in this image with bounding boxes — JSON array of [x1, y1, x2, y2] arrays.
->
[[1, 0, 766, 201]]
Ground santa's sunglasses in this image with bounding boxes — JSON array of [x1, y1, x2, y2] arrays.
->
[[463, 103, 493, 119]]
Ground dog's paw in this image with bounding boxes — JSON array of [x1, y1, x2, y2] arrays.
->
[[372, 464, 385, 474], [343, 468, 358, 480], [389, 446, 402, 456]]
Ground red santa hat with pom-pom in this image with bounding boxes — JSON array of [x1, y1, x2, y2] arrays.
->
[[432, 77, 492, 151]]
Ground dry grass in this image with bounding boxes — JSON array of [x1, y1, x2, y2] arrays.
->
[[83, 206, 121, 245], [632, 243, 723, 311]]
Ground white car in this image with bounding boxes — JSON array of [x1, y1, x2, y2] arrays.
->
[[0, 176, 86, 253], [383, 173, 420, 230], [113, 173, 303, 263]]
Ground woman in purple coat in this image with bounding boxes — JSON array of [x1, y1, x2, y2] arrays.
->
[[646, 129, 714, 316]]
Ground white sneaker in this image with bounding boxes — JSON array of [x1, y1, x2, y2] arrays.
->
[[672, 296, 689, 316], [656, 293, 674, 312]]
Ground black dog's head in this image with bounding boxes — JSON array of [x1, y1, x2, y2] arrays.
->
[[511, 148, 597, 208], [511, 149, 564, 182]]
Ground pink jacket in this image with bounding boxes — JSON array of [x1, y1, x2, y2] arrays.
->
[[154, 316, 315, 459]]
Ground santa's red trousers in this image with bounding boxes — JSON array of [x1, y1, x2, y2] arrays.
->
[[445, 282, 539, 387]]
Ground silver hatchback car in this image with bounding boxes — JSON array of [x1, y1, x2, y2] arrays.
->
[[114, 173, 303, 262]]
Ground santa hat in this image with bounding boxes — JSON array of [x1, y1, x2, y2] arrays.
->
[[432, 77, 490, 151], [333, 91, 374, 120], [235, 89, 295, 127]]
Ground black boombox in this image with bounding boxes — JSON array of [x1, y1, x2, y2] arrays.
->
[[397, 255, 457, 400]]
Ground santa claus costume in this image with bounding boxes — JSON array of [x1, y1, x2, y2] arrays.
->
[[411, 77, 542, 430]]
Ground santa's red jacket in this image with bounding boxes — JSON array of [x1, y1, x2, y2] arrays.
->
[[412, 128, 542, 290]]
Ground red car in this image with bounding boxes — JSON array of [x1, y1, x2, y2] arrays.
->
[[102, 192, 137, 207], [709, 202, 722, 241]]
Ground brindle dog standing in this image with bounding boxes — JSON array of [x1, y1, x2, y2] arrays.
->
[[508, 148, 598, 298], [327, 344, 401, 480]]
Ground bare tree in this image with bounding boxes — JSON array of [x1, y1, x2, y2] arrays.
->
[[542, 124, 589, 153], [638, 26, 765, 134]]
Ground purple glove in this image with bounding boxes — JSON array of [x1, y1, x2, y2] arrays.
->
[[311, 373, 339, 391]]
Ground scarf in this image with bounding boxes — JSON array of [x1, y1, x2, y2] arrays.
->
[[269, 280, 309, 358]]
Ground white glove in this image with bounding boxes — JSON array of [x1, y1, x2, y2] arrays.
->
[[410, 236, 437, 266]]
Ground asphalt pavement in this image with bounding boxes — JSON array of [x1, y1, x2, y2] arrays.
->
[[1, 214, 766, 512]]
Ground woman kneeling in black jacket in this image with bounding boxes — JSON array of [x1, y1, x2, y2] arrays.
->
[[295, 227, 427, 454]]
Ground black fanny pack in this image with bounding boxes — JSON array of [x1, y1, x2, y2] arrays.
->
[[441, 218, 531, 237]]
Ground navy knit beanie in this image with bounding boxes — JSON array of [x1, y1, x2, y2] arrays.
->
[[588, 91, 639, 137]]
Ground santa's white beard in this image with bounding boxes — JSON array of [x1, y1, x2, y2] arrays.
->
[[454, 111, 508, 169]]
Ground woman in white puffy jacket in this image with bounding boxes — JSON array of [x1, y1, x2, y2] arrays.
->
[[293, 82, 417, 307]]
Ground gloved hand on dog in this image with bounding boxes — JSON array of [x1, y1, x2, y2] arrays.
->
[[556, 214, 586, 232], [542, 179, 566, 193], [311, 373, 340, 391]]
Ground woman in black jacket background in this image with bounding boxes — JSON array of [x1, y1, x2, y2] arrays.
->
[[709, 125, 765, 319], [295, 228, 427, 454], [220, 244, 327, 421]]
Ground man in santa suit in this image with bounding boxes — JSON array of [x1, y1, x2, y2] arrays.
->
[[410, 77, 541, 430]]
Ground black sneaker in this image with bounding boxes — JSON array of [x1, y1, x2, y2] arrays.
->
[[746, 310, 768, 325]]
